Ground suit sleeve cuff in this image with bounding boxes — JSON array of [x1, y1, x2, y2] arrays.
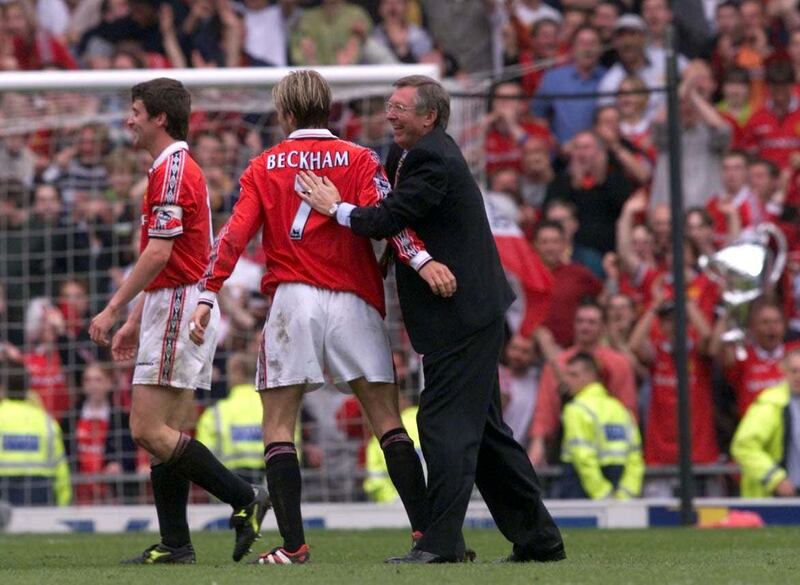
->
[[335, 202, 356, 227], [198, 290, 217, 307], [409, 251, 433, 272]]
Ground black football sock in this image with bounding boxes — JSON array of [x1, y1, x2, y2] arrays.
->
[[151, 460, 191, 548], [166, 433, 254, 509], [380, 428, 430, 533], [265, 442, 305, 551]]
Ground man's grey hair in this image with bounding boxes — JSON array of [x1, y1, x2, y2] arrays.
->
[[394, 75, 450, 130]]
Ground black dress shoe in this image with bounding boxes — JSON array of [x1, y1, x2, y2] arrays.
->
[[499, 543, 566, 563], [385, 549, 459, 564]]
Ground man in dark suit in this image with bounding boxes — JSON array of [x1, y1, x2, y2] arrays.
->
[[297, 75, 564, 564]]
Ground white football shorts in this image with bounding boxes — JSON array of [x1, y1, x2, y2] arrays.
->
[[257, 282, 394, 391], [133, 284, 220, 390]]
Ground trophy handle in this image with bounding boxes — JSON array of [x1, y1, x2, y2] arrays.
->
[[758, 222, 788, 286], [698, 254, 726, 287]]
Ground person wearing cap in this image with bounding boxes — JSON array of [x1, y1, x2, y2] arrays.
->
[[597, 13, 684, 119], [740, 60, 800, 170], [557, 351, 643, 500]]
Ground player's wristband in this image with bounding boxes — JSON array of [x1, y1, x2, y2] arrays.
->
[[197, 289, 217, 307]]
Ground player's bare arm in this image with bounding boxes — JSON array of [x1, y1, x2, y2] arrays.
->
[[296, 170, 457, 297], [111, 295, 144, 362], [188, 303, 212, 346], [89, 238, 174, 346]]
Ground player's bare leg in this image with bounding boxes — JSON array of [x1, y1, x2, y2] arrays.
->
[[254, 384, 310, 565], [129, 384, 269, 563], [350, 378, 430, 539]]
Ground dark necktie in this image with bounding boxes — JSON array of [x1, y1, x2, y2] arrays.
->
[[378, 150, 408, 276]]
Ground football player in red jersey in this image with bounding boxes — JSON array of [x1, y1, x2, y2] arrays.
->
[[89, 78, 269, 565], [190, 70, 453, 565]]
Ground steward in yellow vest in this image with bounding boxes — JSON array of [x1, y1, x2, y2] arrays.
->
[[196, 353, 264, 485], [0, 366, 71, 505], [558, 352, 643, 499], [731, 347, 800, 497]]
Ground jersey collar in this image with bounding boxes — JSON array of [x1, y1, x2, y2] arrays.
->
[[753, 343, 784, 360], [151, 140, 189, 171], [288, 128, 337, 140]]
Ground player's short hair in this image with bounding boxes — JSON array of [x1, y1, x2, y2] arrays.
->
[[273, 70, 331, 129], [131, 77, 191, 141], [394, 75, 450, 129]]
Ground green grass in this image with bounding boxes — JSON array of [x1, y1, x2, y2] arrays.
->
[[1, 527, 798, 585]]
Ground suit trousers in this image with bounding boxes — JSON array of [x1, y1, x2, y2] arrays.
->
[[415, 317, 562, 558]]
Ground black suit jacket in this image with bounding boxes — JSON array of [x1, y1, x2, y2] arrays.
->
[[350, 127, 514, 354]]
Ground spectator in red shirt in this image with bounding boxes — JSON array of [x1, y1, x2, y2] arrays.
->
[[611, 191, 659, 310], [746, 156, 782, 226], [527, 300, 638, 466], [13, 297, 71, 424], [630, 297, 719, 476], [717, 67, 753, 142], [684, 207, 721, 260], [1, 0, 77, 71], [705, 150, 753, 248], [483, 80, 552, 175], [740, 61, 800, 170], [534, 220, 603, 347], [62, 363, 136, 504], [713, 299, 800, 417]]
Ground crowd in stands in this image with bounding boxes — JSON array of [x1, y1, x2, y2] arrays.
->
[[3, 0, 800, 504]]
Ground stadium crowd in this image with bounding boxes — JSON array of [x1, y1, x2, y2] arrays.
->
[[3, 0, 800, 504]]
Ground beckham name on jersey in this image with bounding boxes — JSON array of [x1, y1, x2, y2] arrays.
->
[[265, 149, 350, 170]]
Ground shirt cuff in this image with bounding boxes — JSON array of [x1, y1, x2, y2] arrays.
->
[[335, 202, 356, 227], [409, 251, 433, 272], [198, 290, 217, 307]]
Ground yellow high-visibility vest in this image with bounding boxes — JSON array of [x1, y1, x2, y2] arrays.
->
[[0, 398, 72, 505]]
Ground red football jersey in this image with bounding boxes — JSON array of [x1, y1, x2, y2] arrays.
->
[[740, 105, 800, 169], [706, 189, 756, 248], [141, 142, 212, 291], [644, 326, 719, 465], [725, 342, 800, 417], [202, 129, 427, 316], [484, 118, 553, 174]]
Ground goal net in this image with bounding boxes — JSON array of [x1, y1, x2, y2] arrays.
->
[[0, 64, 486, 507]]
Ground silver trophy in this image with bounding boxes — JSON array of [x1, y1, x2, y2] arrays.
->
[[699, 223, 787, 354]]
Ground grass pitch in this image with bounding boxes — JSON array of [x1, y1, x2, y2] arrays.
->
[[1, 527, 797, 585]]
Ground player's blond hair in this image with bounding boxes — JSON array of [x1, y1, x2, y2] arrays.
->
[[273, 70, 331, 129]]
